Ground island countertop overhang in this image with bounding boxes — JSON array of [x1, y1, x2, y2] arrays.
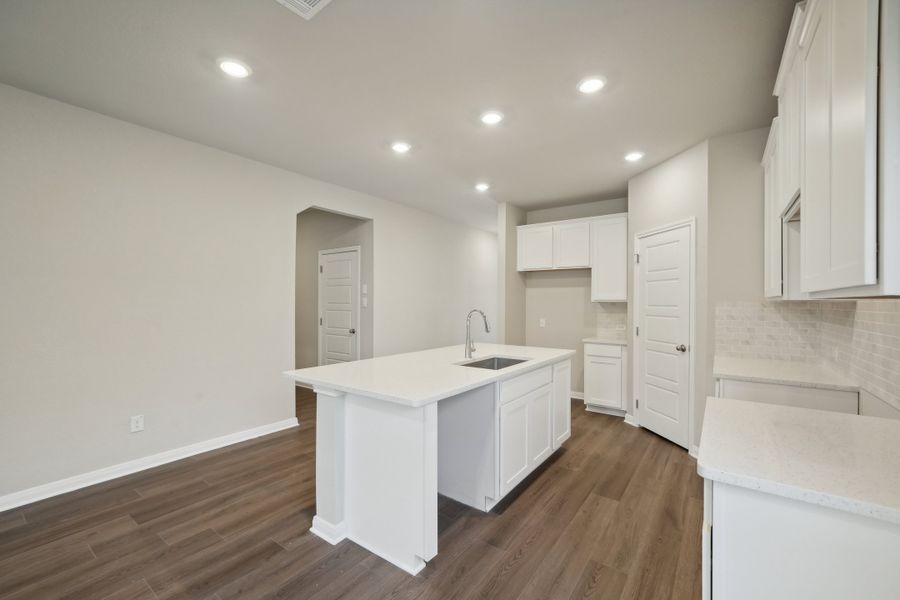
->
[[283, 343, 575, 407]]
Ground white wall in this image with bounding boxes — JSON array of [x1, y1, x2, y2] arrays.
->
[[627, 128, 770, 448], [497, 202, 526, 345], [296, 209, 374, 369], [524, 198, 628, 394], [525, 197, 628, 225], [708, 128, 769, 306], [0, 83, 497, 497], [627, 141, 709, 447]]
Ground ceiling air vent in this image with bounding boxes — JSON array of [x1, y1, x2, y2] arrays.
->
[[274, 0, 334, 20]]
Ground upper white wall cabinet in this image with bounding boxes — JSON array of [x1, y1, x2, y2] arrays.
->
[[590, 214, 628, 302], [517, 213, 628, 303], [766, 0, 899, 298]]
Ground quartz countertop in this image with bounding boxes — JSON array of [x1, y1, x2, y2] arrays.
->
[[283, 343, 574, 407], [582, 336, 628, 346], [698, 397, 900, 524], [713, 356, 858, 392]]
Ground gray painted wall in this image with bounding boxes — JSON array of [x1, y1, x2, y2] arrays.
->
[[628, 141, 710, 447], [0, 83, 497, 497], [524, 198, 629, 394], [497, 202, 526, 345]]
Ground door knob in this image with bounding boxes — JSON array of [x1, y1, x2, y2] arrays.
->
[[675, 344, 687, 352], [349, 328, 356, 334]]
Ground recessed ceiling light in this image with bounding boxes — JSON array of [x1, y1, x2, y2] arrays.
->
[[475, 182, 490, 192], [578, 77, 606, 94], [480, 111, 504, 126], [219, 59, 252, 79], [625, 151, 645, 162], [391, 141, 412, 154]]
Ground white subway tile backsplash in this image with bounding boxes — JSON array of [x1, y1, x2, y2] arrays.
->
[[715, 299, 900, 410]]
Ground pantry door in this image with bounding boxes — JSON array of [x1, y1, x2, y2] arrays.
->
[[634, 222, 693, 449]]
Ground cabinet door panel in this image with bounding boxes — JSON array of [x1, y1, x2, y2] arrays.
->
[[764, 120, 783, 298], [590, 217, 628, 302], [584, 356, 623, 410], [517, 226, 553, 271], [499, 395, 529, 496], [552, 222, 590, 268], [526, 385, 553, 467], [802, 0, 878, 292], [552, 361, 571, 449], [802, 0, 832, 291]]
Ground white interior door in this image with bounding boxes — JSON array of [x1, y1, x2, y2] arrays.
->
[[318, 247, 360, 365], [635, 223, 692, 449]]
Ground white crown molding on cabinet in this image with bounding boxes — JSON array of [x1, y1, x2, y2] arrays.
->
[[0, 418, 299, 511]]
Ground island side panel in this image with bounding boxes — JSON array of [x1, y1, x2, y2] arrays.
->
[[310, 387, 347, 543], [437, 384, 498, 511], [344, 394, 438, 575]]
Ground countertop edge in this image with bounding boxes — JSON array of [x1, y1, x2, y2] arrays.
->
[[282, 349, 576, 407], [697, 462, 900, 526]]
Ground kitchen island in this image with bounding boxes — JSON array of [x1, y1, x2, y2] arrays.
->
[[284, 343, 574, 574]]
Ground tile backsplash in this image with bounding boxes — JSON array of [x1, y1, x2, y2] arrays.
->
[[594, 302, 627, 337], [715, 299, 900, 409]]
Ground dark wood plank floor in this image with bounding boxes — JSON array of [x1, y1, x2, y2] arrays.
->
[[0, 389, 702, 599]]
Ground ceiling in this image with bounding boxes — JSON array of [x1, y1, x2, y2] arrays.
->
[[0, 0, 794, 231]]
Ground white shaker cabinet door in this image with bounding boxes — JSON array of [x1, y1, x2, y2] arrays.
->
[[499, 394, 529, 496], [526, 385, 553, 468], [517, 225, 554, 271], [552, 222, 591, 268], [590, 216, 628, 302], [552, 361, 572, 449], [584, 355, 623, 410], [801, 0, 878, 293]]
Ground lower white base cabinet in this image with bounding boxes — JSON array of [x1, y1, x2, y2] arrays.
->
[[704, 480, 900, 600], [439, 359, 572, 511], [584, 342, 627, 411]]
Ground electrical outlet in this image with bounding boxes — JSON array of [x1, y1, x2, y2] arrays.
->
[[130, 415, 144, 433], [539, 318, 546, 328]]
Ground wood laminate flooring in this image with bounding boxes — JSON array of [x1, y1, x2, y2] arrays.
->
[[0, 389, 703, 599]]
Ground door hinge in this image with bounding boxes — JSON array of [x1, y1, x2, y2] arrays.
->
[[319, 265, 323, 273], [635, 253, 640, 264], [319, 317, 323, 325], [636, 398, 639, 409], [636, 326, 640, 337]]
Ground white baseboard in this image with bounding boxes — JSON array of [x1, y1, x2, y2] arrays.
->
[[310, 516, 347, 545], [584, 404, 626, 417], [570, 391, 584, 401], [689, 445, 699, 459], [623, 413, 639, 428], [0, 417, 299, 512]]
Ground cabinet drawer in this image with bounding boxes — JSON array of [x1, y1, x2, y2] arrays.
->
[[584, 343, 622, 358], [500, 366, 552, 405]]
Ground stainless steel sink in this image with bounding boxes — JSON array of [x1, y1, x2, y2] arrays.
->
[[461, 356, 527, 370]]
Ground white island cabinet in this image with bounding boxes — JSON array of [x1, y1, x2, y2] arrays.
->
[[698, 398, 900, 600], [284, 343, 574, 575]]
